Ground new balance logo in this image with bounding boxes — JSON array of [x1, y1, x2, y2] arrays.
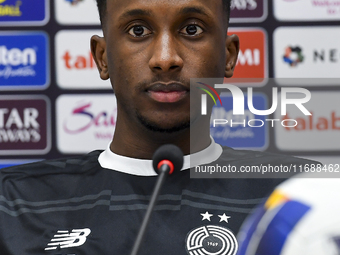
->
[[45, 228, 91, 251]]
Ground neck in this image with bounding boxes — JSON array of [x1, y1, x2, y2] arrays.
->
[[110, 116, 211, 159]]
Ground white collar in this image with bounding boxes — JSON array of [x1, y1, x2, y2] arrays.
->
[[98, 137, 222, 176]]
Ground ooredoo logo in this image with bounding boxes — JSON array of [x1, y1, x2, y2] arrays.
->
[[0, 95, 51, 155], [55, 30, 110, 89], [0, 32, 49, 90], [228, 29, 267, 85]]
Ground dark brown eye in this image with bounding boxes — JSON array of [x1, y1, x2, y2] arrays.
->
[[180, 24, 203, 36], [186, 25, 198, 35], [133, 26, 144, 36], [128, 25, 152, 37]]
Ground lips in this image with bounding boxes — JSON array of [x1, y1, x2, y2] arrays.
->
[[146, 82, 189, 103]]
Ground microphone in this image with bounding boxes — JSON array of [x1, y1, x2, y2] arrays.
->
[[130, 144, 184, 255], [152, 144, 184, 175]]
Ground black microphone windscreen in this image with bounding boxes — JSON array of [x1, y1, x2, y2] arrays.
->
[[152, 144, 184, 174]]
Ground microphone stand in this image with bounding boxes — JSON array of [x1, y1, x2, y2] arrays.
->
[[129, 164, 170, 255]]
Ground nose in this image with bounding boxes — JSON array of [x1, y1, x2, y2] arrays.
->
[[149, 32, 183, 73]]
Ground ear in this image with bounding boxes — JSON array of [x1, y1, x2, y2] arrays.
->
[[225, 34, 240, 78], [91, 35, 109, 80]]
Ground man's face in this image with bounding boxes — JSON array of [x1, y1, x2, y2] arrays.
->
[[92, 0, 236, 133]]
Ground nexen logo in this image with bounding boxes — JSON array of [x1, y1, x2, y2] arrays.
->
[[0, 46, 36, 66]]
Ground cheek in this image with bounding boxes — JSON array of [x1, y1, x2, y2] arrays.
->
[[183, 42, 225, 77], [114, 52, 148, 81]]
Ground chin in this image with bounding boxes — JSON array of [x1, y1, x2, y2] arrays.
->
[[136, 112, 190, 134]]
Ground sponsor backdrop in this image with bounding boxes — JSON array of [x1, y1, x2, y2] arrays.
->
[[0, 0, 339, 167]]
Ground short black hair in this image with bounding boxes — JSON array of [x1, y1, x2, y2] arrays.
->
[[96, 0, 232, 27]]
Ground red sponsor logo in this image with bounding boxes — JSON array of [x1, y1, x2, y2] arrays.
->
[[229, 29, 267, 82], [62, 51, 96, 70]]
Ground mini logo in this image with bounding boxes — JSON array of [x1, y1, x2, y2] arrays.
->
[[283, 46, 304, 67], [186, 225, 238, 255], [45, 228, 91, 251]]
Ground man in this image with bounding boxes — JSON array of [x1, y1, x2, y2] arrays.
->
[[0, 1, 317, 254], [90, 0, 239, 158]]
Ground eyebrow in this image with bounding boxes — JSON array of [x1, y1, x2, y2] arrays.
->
[[178, 6, 210, 17], [118, 9, 152, 22], [118, 6, 210, 23]]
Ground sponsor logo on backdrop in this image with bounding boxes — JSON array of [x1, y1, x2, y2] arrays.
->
[[230, 0, 267, 22], [55, 0, 100, 25], [283, 46, 304, 67], [0, 0, 49, 25], [228, 29, 267, 86], [209, 93, 269, 150], [56, 94, 117, 154], [0, 95, 51, 155], [0, 32, 49, 90], [275, 92, 340, 151], [62, 50, 96, 70], [55, 30, 110, 89], [274, 27, 340, 85], [274, 0, 340, 21]]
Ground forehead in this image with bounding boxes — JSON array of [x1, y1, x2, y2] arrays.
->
[[106, 0, 225, 25]]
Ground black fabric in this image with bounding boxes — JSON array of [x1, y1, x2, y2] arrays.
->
[[0, 147, 317, 255]]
